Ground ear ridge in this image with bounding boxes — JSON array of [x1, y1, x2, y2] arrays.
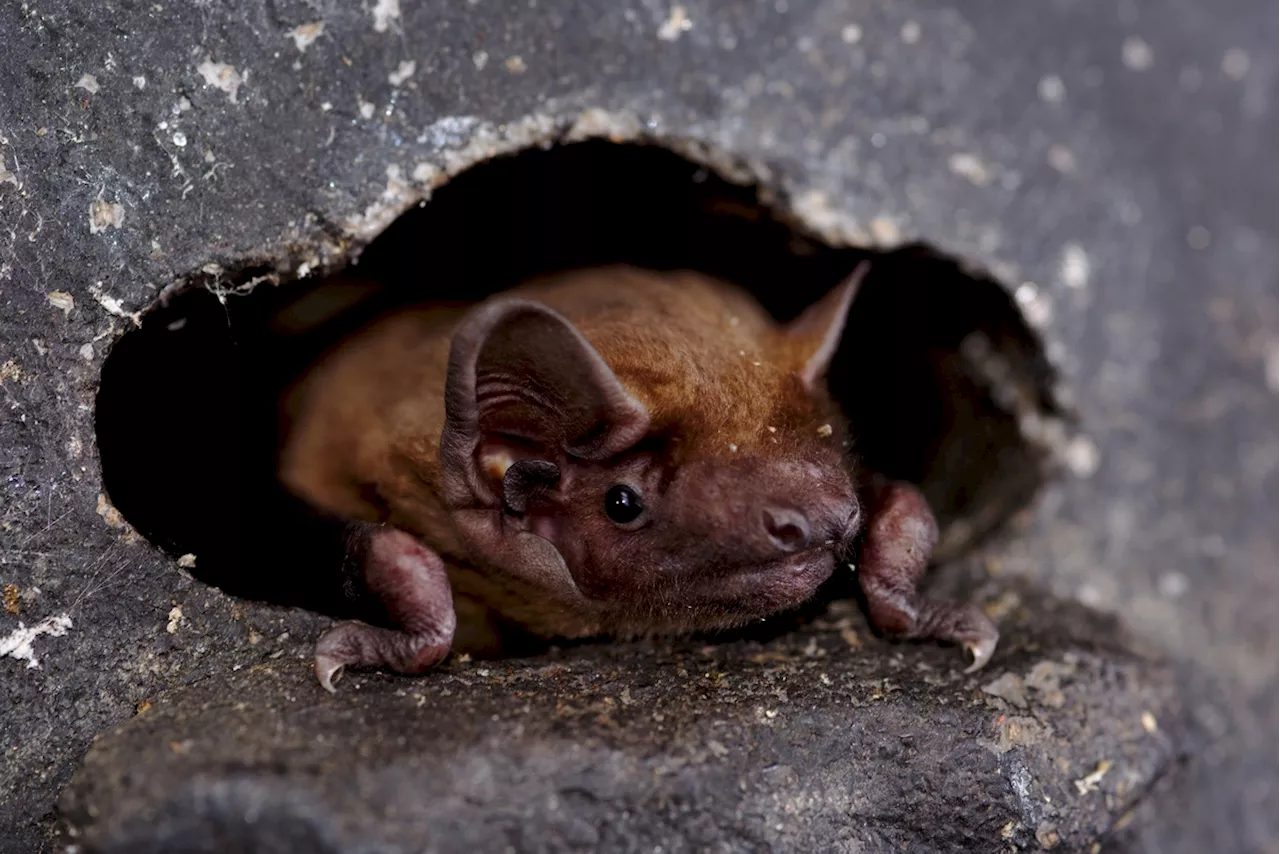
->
[[440, 297, 650, 508], [789, 261, 870, 391]]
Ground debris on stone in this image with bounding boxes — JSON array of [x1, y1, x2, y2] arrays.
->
[[196, 58, 245, 103], [982, 672, 1029, 709], [1074, 759, 1113, 795], [371, 0, 400, 33], [388, 60, 416, 86], [89, 199, 125, 234], [657, 6, 692, 42], [0, 613, 72, 669], [288, 21, 325, 52]]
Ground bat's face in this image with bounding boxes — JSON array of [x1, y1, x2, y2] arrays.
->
[[439, 264, 870, 635], [517, 418, 862, 632]]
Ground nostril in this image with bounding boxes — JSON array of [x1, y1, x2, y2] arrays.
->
[[762, 506, 812, 553]]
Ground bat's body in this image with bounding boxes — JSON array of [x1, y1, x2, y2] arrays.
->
[[280, 265, 997, 690]]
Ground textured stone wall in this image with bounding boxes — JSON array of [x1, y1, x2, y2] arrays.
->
[[0, 1, 1274, 852]]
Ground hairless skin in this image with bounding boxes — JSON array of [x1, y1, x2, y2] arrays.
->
[[279, 263, 998, 691]]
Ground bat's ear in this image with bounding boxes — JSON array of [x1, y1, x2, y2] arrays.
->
[[440, 297, 651, 506], [786, 261, 869, 392]]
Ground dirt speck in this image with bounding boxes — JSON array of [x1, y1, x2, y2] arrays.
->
[[658, 6, 692, 42], [89, 199, 125, 234], [197, 59, 245, 103], [1073, 759, 1113, 795], [287, 21, 325, 52], [948, 152, 992, 186], [3, 584, 19, 616], [1122, 36, 1154, 71], [388, 60, 416, 86], [96, 494, 127, 529], [371, 0, 400, 33], [1036, 821, 1061, 849], [982, 672, 1028, 709]]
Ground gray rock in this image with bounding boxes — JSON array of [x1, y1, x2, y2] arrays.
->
[[59, 596, 1179, 854], [0, 0, 1272, 851]]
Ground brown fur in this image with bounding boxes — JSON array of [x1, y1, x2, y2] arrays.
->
[[281, 266, 857, 644]]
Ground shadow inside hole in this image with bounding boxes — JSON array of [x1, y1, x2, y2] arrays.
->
[[94, 140, 1057, 629]]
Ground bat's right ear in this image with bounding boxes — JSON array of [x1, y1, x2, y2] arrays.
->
[[787, 260, 869, 393], [438, 297, 651, 508]]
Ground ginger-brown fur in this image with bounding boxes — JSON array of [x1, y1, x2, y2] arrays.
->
[[281, 264, 998, 690]]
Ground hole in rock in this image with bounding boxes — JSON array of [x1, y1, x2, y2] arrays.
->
[[95, 140, 1059, 634]]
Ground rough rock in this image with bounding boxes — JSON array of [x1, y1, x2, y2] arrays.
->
[[59, 595, 1179, 854], [0, 0, 1273, 851]]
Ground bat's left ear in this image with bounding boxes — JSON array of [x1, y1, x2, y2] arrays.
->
[[786, 261, 869, 392], [439, 297, 651, 508]]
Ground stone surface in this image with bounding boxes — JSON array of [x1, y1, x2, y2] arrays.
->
[[59, 595, 1179, 854], [0, 0, 1273, 852]]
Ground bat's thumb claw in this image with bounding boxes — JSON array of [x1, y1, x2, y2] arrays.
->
[[315, 655, 345, 693]]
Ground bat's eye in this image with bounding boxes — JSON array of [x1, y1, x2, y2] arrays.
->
[[604, 484, 645, 525]]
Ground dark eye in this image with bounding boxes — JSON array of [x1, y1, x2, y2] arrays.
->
[[604, 484, 645, 525]]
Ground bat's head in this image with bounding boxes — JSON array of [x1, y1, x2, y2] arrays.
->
[[440, 264, 868, 635]]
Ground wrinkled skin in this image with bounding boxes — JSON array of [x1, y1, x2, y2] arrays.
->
[[280, 264, 998, 691]]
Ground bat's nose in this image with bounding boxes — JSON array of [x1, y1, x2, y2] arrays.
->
[[761, 506, 812, 553]]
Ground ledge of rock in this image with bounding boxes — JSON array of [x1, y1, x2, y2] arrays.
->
[[59, 594, 1180, 854]]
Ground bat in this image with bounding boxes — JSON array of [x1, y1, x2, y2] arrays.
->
[[277, 263, 999, 691]]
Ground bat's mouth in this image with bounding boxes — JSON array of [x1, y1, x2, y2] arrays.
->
[[694, 546, 840, 617]]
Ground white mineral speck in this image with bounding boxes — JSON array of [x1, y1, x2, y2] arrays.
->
[[89, 199, 125, 234], [840, 24, 862, 44], [358, 98, 376, 120], [132, 75, 146, 89], [1221, 47, 1250, 80], [372, 0, 400, 33], [1038, 74, 1065, 103], [1047, 144, 1077, 173], [320, 101, 332, 111], [472, 50, 489, 70], [172, 131, 187, 147], [1157, 572, 1188, 599], [1014, 281, 1053, 326], [1122, 36, 1154, 71], [1060, 243, 1090, 289], [657, 5, 693, 41], [1, 613, 72, 669], [412, 162, 439, 183], [388, 60, 416, 85], [1063, 434, 1100, 477], [948, 152, 991, 185], [75, 74, 100, 94], [1076, 581, 1106, 608], [899, 20, 920, 44], [197, 59, 245, 103], [288, 21, 325, 52]]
